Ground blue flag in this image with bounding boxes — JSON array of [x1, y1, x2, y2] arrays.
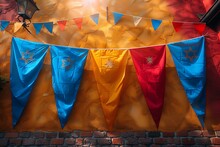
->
[[44, 22, 53, 33], [10, 37, 49, 127], [113, 12, 123, 24], [90, 13, 99, 25], [0, 20, 10, 31], [168, 36, 206, 127], [50, 46, 88, 128], [33, 23, 43, 34], [151, 19, 162, 31]]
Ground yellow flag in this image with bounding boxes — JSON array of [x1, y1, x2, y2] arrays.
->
[[90, 49, 129, 130]]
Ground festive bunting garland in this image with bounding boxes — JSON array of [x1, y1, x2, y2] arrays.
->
[[10, 36, 206, 129]]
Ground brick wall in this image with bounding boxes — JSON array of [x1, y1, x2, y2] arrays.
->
[[0, 130, 220, 146]]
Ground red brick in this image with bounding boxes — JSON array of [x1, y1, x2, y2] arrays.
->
[[125, 137, 138, 145], [9, 139, 22, 146], [107, 132, 121, 137], [76, 138, 83, 145], [0, 139, 8, 146], [80, 131, 93, 137], [195, 137, 211, 145], [46, 132, 57, 138], [5, 132, 18, 138], [181, 137, 195, 145], [188, 130, 202, 137], [167, 138, 180, 144], [150, 145, 161, 147], [112, 138, 123, 145], [154, 137, 167, 144], [121, 132, 135, 137], [65, 138, 75, 145], [215, 131, 220, 137], [148, 132, 161, 138], [138, 138, 152, 144], [94, 131, 106, 138], [84, 138, 97, 145], [0, 133, 5, 138], [19, 132, 31, 138], [32, 132, 45, 138], [51, 138, 64, 145], [22, 139, 35, 145], [203, 130, 216, 137], [135, 132, 146, 137], [211, 137, 220, 145], [71, 132, 80, 138], [176, 131, 188, 137], [59, 132, 71, 138], [36, 139, 50, 145], [97, 138, 111, 145], [163, 132, 175, 137]]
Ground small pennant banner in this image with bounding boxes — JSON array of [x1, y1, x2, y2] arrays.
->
[[172, 22, 184, 32], [90, 13, 99, 25], [73, 18, 83, 30], [44, 22, 53, 33], [133, 16, 142, 26], [57, 20, 67, 31], [151, 19, 162, 31], [33, 23, 43, 34], [113, 12, 123, 25]]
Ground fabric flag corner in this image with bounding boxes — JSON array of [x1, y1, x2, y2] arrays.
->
[[50, 46, 88, 128], [10, 37, 49, 127], [167, 36, 206, 127], [151, 19, 162, 31], [73, 18, 83, 30], [113, 12, 123, 25], [33, 23, 43, 34], [44, 22, 54, 33], [90, 13, 99, 25], [0, 20, 10, 31], [130, 45, 166, 128], [90, 49, 129, 130]]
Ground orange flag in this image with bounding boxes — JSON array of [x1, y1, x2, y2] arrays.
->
[[90, 49, 129, 130], [73, 18, 83, 30], [57, 20, 67, 31]]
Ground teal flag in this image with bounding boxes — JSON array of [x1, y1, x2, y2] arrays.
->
[[33, 23, 43, 34], [90, 13, 99, 24], [151, 19, 162, 31], [44, 22, 53, 33], [50, 46, 88, 128], [168, 36, 206, 127], [0, 20, 10, 31], [10, 37, 49, 127]]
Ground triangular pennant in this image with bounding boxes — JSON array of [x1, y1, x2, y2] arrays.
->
[[90, 50, 129, 130], [172, 22, 184, 32], [73, 18, 83, 30], [90, 13, 99, 25], [0, 20, 10, 31], [33, 23, 43, 34], [10, 37, 49, 127], [168, 36, 206, 127], [14, 22, 23, 33], [112, 12, 123, 25], [151, 19, 162, 31], [50, 46, 88, 128], [57, 20, 67, 31], [130, 45, 166, 128], [194, 23, 206, 35], [133, 16, 142, 26], [44, 22, 53, 33]]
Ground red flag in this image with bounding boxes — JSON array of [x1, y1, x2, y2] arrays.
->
[[57, 20, 67, 31], [172, 22, 184, 32], [194, 23, 206, 35], [73, 18, 83, 30], [130, 45, 166, 128]]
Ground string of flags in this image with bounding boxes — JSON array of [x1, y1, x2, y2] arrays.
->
[[10, 36, 206, 129], [0, 11, 206, 34]]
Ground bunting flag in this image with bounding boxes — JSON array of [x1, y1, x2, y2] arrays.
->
[[73, 18, 83, 30], [90, 49, 129, 129], [130, 45, 166, 128], [50, 46, 88, 128], [151, 19, 162, 31], [194, 23, 206, 35], [90, 13, 99, 25], [172, 22, 183, 32], [44, 22, 53, 33], [14, 22, 23, 33], [57, 20, 67, 31], [168, 36, 206, 127], [33, 23, 43, 34], [113, 12, 123, 24], [133, 16, 142, 26], [0, 20, 10, 31], [10, 37, 49, 127]]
